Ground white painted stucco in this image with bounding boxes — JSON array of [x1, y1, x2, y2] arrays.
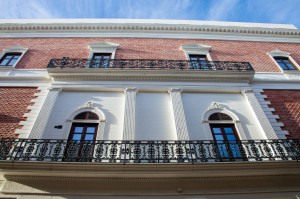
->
[[135, 92, 177, 140], [182, 93, 267, 140], [42, 91, 268, 141], [43, 91, 125, 140]]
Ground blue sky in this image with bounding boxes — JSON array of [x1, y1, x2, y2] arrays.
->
[[1, 0, 300, 28]]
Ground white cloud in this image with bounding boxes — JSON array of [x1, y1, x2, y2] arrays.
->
[[0, 0, 55, 18], [206, 0, 239, 21]]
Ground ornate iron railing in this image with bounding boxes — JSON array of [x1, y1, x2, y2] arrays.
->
[[47, 58, 254, 71], [0, 139, 299, 163]]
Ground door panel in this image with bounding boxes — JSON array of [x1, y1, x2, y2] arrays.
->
[[65, 123, 98, 161], [210, 124, 242, 159]]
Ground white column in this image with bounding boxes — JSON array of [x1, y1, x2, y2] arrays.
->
[[123, 88, 137, 140], [29, 88, 62, 139], [168, 89, 189, 140], [242, 89, 278, 139]]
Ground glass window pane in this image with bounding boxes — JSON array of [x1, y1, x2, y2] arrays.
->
[[0, 58, 10, 65], [86, 127, 96, 134], [9, 58, 18, 66], [85, 134, 95, 141], [215, 135, 224, 140], [72, 134, 81, 141], [212, 128, 221, 134], [287, 63, 295, 70], [74, 127, 84, 133], [224, 128, 233, 134], [227, 135, 236, 141], [278, 63, 287, 70]]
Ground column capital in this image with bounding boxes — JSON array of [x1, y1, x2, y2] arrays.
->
[[123, 87, 138, 92], [48, 87, 63, 93], [242, 89, 253, 94], [168, 88, 182, 93]]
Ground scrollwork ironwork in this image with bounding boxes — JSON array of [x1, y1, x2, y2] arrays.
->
[[48, 58, 254, 72], [0, 139, 298, 163]]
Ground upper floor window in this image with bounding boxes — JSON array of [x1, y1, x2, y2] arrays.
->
[[0, 46, 28, 68], [0, 53, 22, 66], [88, 42, 119, 68], [268, 49, 299, 72], [90, 53, 112, 68], [274, 57, 296, 70], [189, 54, 207, 62], [181, 43, 212, 69], [189, 54, 209, 69]]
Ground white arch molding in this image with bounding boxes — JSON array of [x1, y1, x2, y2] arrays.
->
[[62, 101, 106, 140], [202, 102, 247, 140]]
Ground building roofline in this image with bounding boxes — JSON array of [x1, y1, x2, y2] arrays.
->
[[0, 19, 299, 42], [0, 18, 297, 30]]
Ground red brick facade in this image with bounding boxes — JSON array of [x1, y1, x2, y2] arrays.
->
[[263, 89, 300, 139], [0, 87, 37, 138], [1, 38, 300, 72]]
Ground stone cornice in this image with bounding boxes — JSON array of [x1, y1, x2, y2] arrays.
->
[[47, 68, 254, 83], [0, 20, 299, 38], [1, 161, 300, 180]]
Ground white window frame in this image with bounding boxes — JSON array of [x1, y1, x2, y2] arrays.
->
[[180, 43, 212, 61], [88, 42, 119, 60], [202, 102, 247, 140], [0, 45, 28, 69], [268, 49, 300, 73], [63, 102, 106, 140]]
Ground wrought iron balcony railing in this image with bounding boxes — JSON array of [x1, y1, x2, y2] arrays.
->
[[47, 58, 254, 71], [0, 139, 299, 163]]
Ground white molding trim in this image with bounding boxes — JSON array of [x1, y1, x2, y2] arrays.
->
[[122, 87, 137, 140], [181, 43, 212, 61], [0, 19, 299, 36], [202, 102, 247, 140], [28, 88, 61, 139], [268, 49, 290, 57], [88, 42, 119, 59], [0, 45, 28, 69], [15, 86, 48, 138], [168, 88, 189, 140], [47, 68, 254, 83], [242, 89, 278, 139], [0, 19, 299, 43]]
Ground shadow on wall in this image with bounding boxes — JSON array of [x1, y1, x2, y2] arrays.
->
[[91, 97, 118, 140], [0, 113, 22, 123]]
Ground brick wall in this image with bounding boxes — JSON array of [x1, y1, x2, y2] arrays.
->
[[0, 87, 37, 138], [263, 89, 300, 139], [1, 38, 300, 72]]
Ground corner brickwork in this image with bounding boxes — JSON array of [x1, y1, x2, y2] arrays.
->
[[1, 38, 300, 72], [0, 87, 37, 138], [263, 89, 300, 139]]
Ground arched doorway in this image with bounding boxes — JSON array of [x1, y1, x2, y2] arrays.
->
[[64, 111, 99, 161], [208, 112, 243, 160]]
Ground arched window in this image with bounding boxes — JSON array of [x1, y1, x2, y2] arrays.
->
[[208, 112, 233, 121], [65, 111, 99, 162], [209, 112, 242, 159], [74, 111, 99, 120]]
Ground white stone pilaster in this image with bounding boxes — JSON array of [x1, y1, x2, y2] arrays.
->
[[169, 89, 189, 140], [122, 88, 137, 140], [29, 88, 62, 139], [242, 89, 278, 139], [15, 86, 49, 138]]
